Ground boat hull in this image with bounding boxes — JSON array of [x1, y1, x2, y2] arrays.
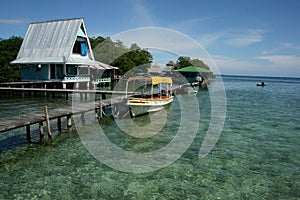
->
[[127, 96, 174, 117]]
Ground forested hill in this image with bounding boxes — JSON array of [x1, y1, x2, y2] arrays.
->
[[0, 36, 213, 82], [0, 37, 23, 82], [90, 36, 153, 75]]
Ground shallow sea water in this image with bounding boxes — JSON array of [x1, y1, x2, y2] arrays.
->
[[0, 76, 299, 199]]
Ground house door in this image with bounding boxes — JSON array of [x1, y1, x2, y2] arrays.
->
[[50, 64, 56, 79], [56, 64, 63, 79]]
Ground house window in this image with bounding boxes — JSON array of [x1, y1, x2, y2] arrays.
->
[[81, 42, 87, 56], [36, 64, 42, 72], [73, 41, 87, 56]]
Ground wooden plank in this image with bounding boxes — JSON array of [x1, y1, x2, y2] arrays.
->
[[0, 87, 136, 95], [0, 97, 127, 134]]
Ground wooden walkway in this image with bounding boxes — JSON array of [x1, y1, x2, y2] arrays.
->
[[0, 82, 191, 142], [0, 87, 133, 94], [0, 97, 125, 141]]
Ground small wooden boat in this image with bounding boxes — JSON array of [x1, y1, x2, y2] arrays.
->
[[257, 82, 266, 87], [124, 76, 174, 117]]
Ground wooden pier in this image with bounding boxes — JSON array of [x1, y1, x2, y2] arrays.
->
[[0, 97, 125, 142], [0, 86, 133, 100], [0, 84, 129, 141], [0, 81, 192, 143]]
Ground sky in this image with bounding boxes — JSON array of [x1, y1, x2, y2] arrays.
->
[[1, 0, 300, 77]]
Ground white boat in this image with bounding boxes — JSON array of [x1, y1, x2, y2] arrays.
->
[[124, 76, 174, 117]]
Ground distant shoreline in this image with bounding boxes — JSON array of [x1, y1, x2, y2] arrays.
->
[[216, 74, 300, 80]]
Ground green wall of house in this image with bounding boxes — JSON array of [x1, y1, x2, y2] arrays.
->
[[21, 64, 81, 81], [21, 64, 49, 81]]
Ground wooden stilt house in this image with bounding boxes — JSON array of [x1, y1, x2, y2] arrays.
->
[[11, 18, 117, 88]]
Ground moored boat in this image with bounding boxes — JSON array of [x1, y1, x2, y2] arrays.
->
[[125, 76, 174, 117], [257, 81, 266, 87]]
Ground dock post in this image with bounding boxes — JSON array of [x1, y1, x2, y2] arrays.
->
[[26, 125, 31, 141], [75, 82, 79, 90], [44, 106, 52, 138], [81, 112, 86, 124], [95, 108, 98, 120], [100, 98, 103, 121], [62, 83, 68, 100], [22, 84, 25, 98], [44, 83, 47, 98], [67, 114, 72, 132], [39, 121, 44, 140], [57, 117, 62, 132]]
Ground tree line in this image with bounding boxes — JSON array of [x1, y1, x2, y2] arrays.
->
[[0, 36, 213, 82], [0, 36, 23, 82]]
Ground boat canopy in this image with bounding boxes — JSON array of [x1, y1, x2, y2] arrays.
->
[[151, 76, 172, 85], [127, 76, 172, 85]]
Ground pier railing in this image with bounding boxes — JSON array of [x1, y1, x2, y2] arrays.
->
[[94, 77, 111, 83], [62, 75, 90, 83]]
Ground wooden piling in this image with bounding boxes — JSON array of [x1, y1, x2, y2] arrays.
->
[[22, 85, 25, 98], [81, 112, 86, 124], [39, 121, 44, 140], [67, 114, 72, 132], [44, 106, 52, 138], [99, 98, 103, 120], [95, 108, 98, 120], [26, 125, 31, 141], [57, 117, 62, 132]]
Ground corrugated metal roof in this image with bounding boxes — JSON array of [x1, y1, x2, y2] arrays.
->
[[95, 61, 118, 70], [11, 18, 95, 65]]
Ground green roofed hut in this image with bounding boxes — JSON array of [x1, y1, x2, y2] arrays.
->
[[175, 66, 210, 85]]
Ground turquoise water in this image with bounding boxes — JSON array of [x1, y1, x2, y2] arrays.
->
[[0, 76, 299, 199]]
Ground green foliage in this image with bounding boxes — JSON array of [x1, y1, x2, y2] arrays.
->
[[176, 56, 210, 70], [92, 37, 127, 65], [176, 56, 192, 69], [92, 37, 152, 75], [0, 36, 23, 82], [111, 49, 152, 75], [89, 36, 106, 49]]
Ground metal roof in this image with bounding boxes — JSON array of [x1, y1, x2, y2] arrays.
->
[[95, 61, 118, 70], [11, 18, 95, 65], [175, 66, 211, 73]]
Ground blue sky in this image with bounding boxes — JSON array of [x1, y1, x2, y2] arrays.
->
[[1, 0, 300, 77]]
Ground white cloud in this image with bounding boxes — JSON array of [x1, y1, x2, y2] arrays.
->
[[196, 29, 265, 48], [197, 32, 226, 47], [112, 27, 207, 55], [0, 19, 29, 24], [256, 55, 300, 67], [204, 56, 258, 75], [169, 16, 220, 31], [205, 55, 300, 77], [262, 42, 300, 55], [129, 0, 154, 26], [225, 29, 265, 47]]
